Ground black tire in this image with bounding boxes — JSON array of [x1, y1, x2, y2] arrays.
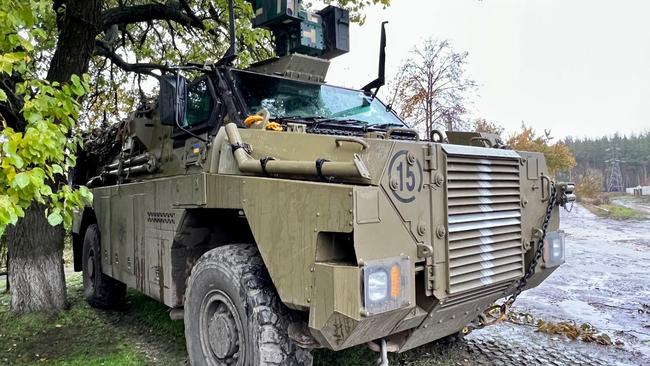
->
[[184, 244, 313, 366], [82, 224, 126, 308]]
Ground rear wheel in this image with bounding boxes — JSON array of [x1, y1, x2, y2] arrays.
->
[[82, 224, 126, 308], [184, 244, 313, 366]]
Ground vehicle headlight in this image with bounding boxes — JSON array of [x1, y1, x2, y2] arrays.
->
[[363, 257, 411, 315], [367, 270, 388, 302], [543, 230, 566, 268]]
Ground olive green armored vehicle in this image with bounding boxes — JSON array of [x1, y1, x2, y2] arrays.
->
[[71, 1, 575, 365]]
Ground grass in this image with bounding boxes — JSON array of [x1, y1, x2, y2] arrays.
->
[[586, 203, 646, 220], [0, 273, 466, 366], [0, 273, 379, 366], [0, 273, 179, 365]]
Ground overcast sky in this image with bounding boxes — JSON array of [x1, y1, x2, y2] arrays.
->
[[324, 0, 650, 139]]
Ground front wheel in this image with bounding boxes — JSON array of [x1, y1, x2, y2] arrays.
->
[[184, 244, 312, 366]]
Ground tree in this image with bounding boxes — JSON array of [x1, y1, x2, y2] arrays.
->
[[566, 132, 650, 190], [0, 0, 389, 313], [390, 38, 476, 138], [575, 168, 603, 200], [507, 123, 576, 176], [1, 0, 94, 313], [472, 118, 504, 137]]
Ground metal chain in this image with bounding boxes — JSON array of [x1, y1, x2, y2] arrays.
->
[[506, 183, 557, 307], [472, 183, 558, 329]]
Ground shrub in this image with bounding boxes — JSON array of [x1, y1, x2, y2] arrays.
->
[[575, 169, 603, 200]]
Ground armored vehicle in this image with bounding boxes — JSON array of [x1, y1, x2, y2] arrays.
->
[[71, 1, 575, 364]]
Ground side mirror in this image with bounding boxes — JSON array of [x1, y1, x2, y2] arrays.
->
[[159, 74, 187, 126]]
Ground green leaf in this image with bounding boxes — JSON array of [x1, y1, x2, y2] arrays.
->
[[71, 84, 85, 97], [25, 110, 43, 123], [47, 212, 63, 226], [3, 52, 27, 63], [40, 185, 53, 196], [0, 89, 7, 102], [51, 164, 63, 175], [71, 74, 81, 88], [14, 172, 30, 189], [78, 186, 93, 202]]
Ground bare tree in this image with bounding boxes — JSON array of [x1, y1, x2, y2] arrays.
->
[[391, 39, 476, 137]]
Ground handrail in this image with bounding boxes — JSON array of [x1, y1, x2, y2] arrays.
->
[[335, 136, 369, 150], [386, 127, 420, 141], [224, 123, 371, 181], [541, 174, 552, 202]]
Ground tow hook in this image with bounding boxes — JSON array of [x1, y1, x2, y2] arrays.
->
[[367, 338, 395, 366], [377, 339, 389, 366]]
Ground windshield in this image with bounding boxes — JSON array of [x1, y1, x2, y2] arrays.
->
[[232, 70, 405, 127]]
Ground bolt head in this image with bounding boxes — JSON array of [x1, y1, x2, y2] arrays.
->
[[390, 178, 399, 190], [417, 222, 428, 236], [407, 152, 416, 165], [434, 173, 444, 186], [436, 226, 446, 239]]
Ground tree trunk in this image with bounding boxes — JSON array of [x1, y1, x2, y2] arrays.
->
[[47, 0, 103, 82], [7, 204, 66, 313], [7, 0, 103, 313]]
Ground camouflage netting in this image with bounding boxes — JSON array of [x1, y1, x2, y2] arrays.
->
[[75, 120, 126, 185]]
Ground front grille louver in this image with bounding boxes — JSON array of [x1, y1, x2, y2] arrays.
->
[[445, 155, 523, 296]]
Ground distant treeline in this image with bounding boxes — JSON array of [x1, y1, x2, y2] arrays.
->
[[565, 132, 650, 190]]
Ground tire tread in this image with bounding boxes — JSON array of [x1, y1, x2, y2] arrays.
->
[[186, 244, 312, 366]]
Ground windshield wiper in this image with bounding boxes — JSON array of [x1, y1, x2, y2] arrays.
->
[[273, 116, 326, 122], [316, 118, 369, 126], [373, 122, 406, 129], [274, 116, 369, 127]]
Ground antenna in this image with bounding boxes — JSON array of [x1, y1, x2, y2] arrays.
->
[[362, 21, 388, 98], [218, 0, 237, 66]]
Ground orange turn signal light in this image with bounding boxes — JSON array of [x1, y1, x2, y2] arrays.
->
[[390, 264, 400, 299]]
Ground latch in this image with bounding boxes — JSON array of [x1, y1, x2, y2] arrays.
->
[[416, 242, 433, 258]]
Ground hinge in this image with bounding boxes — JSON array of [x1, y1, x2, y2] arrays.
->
[[425, 257, 434, 296], [423, 144, 436, 171]]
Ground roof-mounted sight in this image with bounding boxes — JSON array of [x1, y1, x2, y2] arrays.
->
[[247, 0, 350, 59]]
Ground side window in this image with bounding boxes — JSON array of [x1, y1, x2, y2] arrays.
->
[[184, 78, 213, 128]]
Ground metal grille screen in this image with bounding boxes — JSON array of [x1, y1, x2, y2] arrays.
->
[[445, 155, 523, 295]]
